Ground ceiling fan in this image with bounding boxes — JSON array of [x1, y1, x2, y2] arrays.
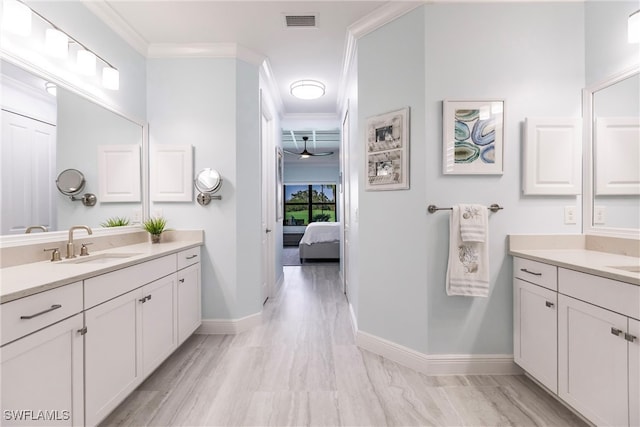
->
[[284, 136, 334, 158]]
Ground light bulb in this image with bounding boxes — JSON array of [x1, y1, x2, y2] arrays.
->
[[102, 66, 119, 90], [77, 50, 96, 75], [45, 28, 68, 58], [2, 0, 32, 36]]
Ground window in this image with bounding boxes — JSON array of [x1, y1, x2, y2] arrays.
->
[[284, 184, 336, 226]]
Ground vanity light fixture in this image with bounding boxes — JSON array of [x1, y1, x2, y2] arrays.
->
[[629, 9, 640, 44], [290, 80, 326, 100], [2, 0, 32, 36], [3, 0, 120, 90]]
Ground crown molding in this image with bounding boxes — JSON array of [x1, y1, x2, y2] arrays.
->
[[259, 58, 285, 116], [147, 43, 265, 65], [337, 1, 424, 112], [82, 1, 149, 56]]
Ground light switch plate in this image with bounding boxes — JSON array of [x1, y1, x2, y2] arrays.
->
[[594, 206, 606, 224], [131, 208, 142, 224]]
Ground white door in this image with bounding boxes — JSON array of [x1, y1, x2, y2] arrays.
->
[[558, 294, 629, 427], [260, 97, 275, 304], [1, 110, 56, 234], [341, 108, 350, 296], [177, 263, 202, 345], [513, 279, 557, 393], [1, 314, 84, 427]]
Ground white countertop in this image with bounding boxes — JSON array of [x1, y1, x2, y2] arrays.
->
[[0, 240, 202, 304], [509, 248, 640, 286]]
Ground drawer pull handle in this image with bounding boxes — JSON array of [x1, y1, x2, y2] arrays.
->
[[520, 268, 542, 276], [611, 327, 624, 337], [20, 304, 62, 319], [179, 278, 185, 283], [186, 254, 198, 260], [545, 301, 554, 308], [625, 333, 637, 343]]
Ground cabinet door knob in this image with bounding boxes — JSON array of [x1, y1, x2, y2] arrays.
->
[[611, 327, 623, 337], [179, 278, 185, 283], [139, 297, 147, 303], [625, 333, 637, 343], [545, 301, 554, 308]]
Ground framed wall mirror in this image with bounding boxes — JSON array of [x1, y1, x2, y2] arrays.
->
[[1, 59, 147, 237], [583, 65, 640, 237]]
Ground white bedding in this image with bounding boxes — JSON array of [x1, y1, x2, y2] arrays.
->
[[300, 222, 340, 245]]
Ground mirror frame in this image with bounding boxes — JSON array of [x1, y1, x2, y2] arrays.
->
[[0, 53, 149, 245], [582, 64, 640, 238]]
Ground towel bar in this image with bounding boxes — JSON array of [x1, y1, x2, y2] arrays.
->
[[427, 204, 503, 214]]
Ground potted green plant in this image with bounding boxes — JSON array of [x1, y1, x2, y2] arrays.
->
[[142, 217, 167, 243], [100, 216, 130, 227]]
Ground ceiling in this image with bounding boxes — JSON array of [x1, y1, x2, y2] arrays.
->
[[86, 1, 417, 161]]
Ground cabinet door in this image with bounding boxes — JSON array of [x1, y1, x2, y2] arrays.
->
[[85, 289, 142, 426], [514, 279, 557, 393], [177, 263, 201, 345], [141, 274, 177, 377], [629, 318, 639, 427], [558, 294, 628, 427], [1, 314, 83, 427]]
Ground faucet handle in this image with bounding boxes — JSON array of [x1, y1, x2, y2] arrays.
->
[[80, 243, 93, 256], [44, 248, 61, 262]]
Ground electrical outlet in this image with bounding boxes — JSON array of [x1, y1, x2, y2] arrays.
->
[[594, 206, 606, 224], [564, 206, 577, 224], [131, 208, 142, 224], [152, 209, 163, 218]]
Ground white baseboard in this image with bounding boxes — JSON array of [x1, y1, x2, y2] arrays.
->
[[348, 302, 358, 335], [196, 312, 262, 335], [356, 330, 521, 376]]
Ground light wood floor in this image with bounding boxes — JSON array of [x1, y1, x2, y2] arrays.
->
[[101, 265, 587, 426]]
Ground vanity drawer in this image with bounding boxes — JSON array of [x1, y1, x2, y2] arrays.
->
[[177, 246, 201, 270], [514, 257, 558, 291], [1, 282, 83, 346], [559, 268, 639, 319], [85, 254, 177, 309]]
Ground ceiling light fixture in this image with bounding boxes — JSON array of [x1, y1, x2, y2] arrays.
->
[[629, 9, 640, 43], [290, 80, 325, 100], [2, 0, 32, 36]]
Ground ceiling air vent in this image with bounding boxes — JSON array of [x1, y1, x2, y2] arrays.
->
[[284, 14, 317, 28]]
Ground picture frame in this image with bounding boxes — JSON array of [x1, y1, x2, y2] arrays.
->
[[442, 100, 504, 175], [365, 107, 410, 191], [276, 146, 283, 220]]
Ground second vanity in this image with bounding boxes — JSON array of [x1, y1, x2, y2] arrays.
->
[[0, 230, 203, 427], [510, 234, 639, 427]]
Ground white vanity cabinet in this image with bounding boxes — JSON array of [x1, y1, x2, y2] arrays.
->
[[0, 282, 84, 426], [513, 258, 558, 393], [176, 247, 201, 345], [557, 268, 639, 427]]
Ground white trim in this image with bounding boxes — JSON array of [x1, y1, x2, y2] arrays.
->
[[259, 59, 285, 117], [196, 312, 262, 335], [356, 330, 521, 376], [147, 43, 265, 65], [81, 1, 149, 56]]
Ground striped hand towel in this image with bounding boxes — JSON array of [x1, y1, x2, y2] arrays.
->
[[459, 204, 487, 242]]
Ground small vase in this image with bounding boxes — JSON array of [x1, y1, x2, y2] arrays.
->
[[150, 233, 161, 244]]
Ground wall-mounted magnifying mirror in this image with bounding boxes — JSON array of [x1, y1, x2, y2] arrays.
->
[[195, 168, 223, 205], [56, 169, 97, 206]]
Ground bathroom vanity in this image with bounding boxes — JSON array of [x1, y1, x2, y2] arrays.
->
[[0, 233, 203, 426], [510, 235, 639, 427]]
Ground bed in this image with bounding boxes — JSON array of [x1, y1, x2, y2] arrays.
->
[[299, 222, 340, 262]]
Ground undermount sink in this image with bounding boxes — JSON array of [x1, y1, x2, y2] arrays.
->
[[608, 265, 640, 273], [62, 253, 141, 264]]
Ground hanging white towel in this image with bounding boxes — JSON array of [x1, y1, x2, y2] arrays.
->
[[446, 205, 490, 297], [459, 204, 487, 242]]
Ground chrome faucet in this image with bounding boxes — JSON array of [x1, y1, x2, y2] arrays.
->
[[66, 225, 93, 258], [25, 225, 48, 233]]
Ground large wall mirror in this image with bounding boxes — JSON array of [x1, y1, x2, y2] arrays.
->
[[583, 65, 640, 236], [1, 59, 146, 237]]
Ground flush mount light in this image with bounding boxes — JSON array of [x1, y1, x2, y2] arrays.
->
[[102, 66, 119, 90], [2, 0, 32, 36], [77, 50, 97, 76], [45, 28, 68, 58], [290, 80, 325, 100], [629, 10, 640, 43], [44, 82, 57, 96]]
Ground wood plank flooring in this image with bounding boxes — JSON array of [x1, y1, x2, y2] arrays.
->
[[100, 265, 587, 426]]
